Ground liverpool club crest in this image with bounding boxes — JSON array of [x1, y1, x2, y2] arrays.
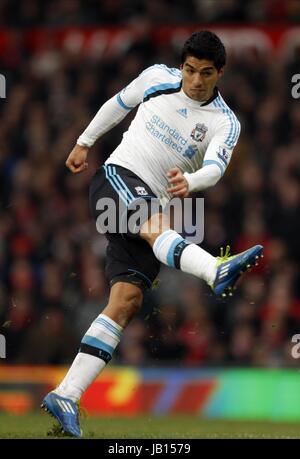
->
[[190, 123, 208, 142]]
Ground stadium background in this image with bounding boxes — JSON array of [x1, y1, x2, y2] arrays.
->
[[0, 0, 300, 428]]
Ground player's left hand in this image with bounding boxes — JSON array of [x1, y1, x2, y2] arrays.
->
[[166, 167, 189, 198]]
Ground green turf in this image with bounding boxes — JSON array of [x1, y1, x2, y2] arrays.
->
[[0, 413, 300, 439]]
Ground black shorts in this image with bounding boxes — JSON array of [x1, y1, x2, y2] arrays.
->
[[89, 164, 161, 291]]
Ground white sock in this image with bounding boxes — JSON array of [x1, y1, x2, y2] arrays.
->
[[153, 229, 217, 284], [55, 314, 123, 402], [55, 353, 105, 402]]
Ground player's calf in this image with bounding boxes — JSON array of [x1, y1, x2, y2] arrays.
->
[[105, 282, 143, 327]]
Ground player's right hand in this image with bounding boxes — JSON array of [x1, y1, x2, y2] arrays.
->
[[65, 144, 89, 174], [166, 167, 189, 198]]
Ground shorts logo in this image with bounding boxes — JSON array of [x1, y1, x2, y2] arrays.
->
[[217, 146, 230, 166], [190, 123, 208, 142], [135, 186, 148, 196]]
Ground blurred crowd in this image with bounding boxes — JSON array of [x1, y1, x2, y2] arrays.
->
[[1, 0, 300, 26], [0, 13, 300, 368]]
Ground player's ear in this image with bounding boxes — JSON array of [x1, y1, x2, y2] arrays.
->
[[218, 67, 224, 78], [180, 63, 183, 70]]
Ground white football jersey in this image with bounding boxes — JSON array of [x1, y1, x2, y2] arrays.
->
[[105, 64, 241, 205]]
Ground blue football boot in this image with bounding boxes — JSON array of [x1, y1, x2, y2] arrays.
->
[[41, 392, 82, 438], [211, 244, 264, 297]]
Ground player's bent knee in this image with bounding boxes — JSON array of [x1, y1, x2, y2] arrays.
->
[[140, 213, 170, 246]]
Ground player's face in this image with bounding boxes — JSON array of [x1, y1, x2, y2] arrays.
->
[[181, 56, 224, 102]]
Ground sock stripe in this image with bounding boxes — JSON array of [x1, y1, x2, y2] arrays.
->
[[97, 314, 123, 333], [79, 343, 112, 363], [173, 240, 190, 269], [94, 318, 122, 338], [166, 237, 184, 268], [84, 326, 120, 348], [81, 335, 114, 355], [154, 230, 175, 254], [94, 322, 121, 339]]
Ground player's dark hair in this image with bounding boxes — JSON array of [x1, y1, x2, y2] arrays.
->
[[181, 30, 226, 70]]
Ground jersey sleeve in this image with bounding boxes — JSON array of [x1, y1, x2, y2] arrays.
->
[[77, 66, 174, 147], [202, 116, 241, 176], [183, 116, 241, 193], [117, 65, 181, 110]]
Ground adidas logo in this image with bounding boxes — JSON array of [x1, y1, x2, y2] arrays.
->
[[55, 398, 76, 414], [177, 108, 188, 118]]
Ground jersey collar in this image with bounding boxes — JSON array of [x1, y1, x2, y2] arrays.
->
[[200, 86, 219, 106], [180, 85, 219, 107]]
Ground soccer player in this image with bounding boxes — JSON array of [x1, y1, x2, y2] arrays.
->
[[42, 31, 263, 436]]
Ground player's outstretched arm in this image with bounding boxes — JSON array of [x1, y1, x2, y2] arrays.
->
[[65, 144, 89, 174], [76, 66, 157, 150]]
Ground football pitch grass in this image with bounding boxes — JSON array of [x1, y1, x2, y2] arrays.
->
[[0, 413, 300, 439]]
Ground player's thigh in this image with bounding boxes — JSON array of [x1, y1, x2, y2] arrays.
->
[[89, 164, 161, 235], [105, 233, 160, 292], [89, 165, 161, 290]]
